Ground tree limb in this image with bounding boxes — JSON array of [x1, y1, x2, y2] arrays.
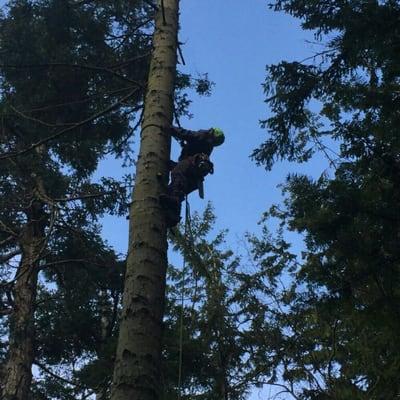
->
[[0, 87, 140, 160], [0, 62, 142, 85], [0, 249, 21, 264]]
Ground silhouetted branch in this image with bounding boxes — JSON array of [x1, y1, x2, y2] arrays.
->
[[0, 87, 141, 160], [0, 62, 142, 85]]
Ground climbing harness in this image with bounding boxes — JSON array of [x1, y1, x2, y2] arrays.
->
[[193, 153, 214, 176]]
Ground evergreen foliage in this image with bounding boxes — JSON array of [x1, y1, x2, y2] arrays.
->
[[0, 1, 213, 398], [2, 0, 399, 399], [252, 0, 400, 398], [165, 204, 276, 400], [0, 0, 152, 397]]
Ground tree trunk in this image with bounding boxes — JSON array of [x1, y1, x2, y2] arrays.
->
[[215, 354, 229, 400], [2, 202, 44, 400], [96, 290, 111, 400], [110, 1, 179, 399]]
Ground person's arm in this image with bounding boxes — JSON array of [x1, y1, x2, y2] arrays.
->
[[168, 126, 192, 141], [168, 127, 212, 142]]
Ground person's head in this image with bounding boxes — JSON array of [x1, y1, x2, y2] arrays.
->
[[211, 128, 225, 146]]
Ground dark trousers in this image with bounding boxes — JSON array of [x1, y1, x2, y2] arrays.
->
[[168, 157, 202, 200], [164, 155, 212, 226]]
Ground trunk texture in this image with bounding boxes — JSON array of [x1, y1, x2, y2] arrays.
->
[[111, 1, 179, 400], [2, 202, 44, 400], [96, 290, 111, 400]]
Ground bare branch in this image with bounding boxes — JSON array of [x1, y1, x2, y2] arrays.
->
[[111, 52, 151, 69], [10, 105, 76, 128], [250, 380, 300, 400], [39, 258, 112, 270], [0, 87, 141, 160], [0, 235, 16, 247], [35, 361, 86, 389], [0, 220, 19, 237], [177, 43, 186, 65], [11, 86, 133, 114], [0, 62, 142, 86], [298, 47, 340, 65], [0, 249, 21, 264]]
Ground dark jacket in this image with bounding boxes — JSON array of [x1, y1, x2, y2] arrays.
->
[[171, 127, 215, 161]]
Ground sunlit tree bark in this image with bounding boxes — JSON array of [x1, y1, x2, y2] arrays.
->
[[111, 1, 179, 399]]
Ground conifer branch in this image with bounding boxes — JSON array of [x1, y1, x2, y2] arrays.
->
[[34, 362, 87, 390], [0, 87, 140, 160], [0, 250, 21, 264], [0, 62, 142, 86]]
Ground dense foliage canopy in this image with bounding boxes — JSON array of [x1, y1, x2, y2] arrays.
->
[[1, 0, 399, 399], [252, 0, 400, 398]]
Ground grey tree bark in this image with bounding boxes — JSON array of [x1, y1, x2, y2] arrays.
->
[[110, 1, 179, 399], [2, 201, 45, 400]]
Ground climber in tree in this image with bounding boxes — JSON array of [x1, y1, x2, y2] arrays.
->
[[170, 126, 225, 160], [161, 126, 225, 227]]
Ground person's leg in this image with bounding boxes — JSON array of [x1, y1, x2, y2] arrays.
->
[[161, 159, 191, 227]]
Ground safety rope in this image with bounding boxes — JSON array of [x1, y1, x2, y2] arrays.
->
[[177, 196, 190, 399]]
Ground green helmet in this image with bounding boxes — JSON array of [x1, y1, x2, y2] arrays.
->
[[211, 127, 225, 146]]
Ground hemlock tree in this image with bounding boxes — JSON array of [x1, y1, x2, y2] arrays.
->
[[166, 206, 247, 400], [0, 1, 211, 397], [0, 0, 153, 398], [252, 0, 400, 398], [110, 1, 179, 399], [31, 227, 125, 400], [164, 205, 278, 400]]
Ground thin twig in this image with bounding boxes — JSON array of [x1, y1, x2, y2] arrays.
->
[[10, 105, 76, 128], [0, 250, 21, 264], [298, 47, 339, 65], [0, 236, 16, 247], [310, 133, 342, 171], [0, 87, 140, 160], [177, 43, 186, 65], [54, 190, 118, 203], [111, 52, 151, 69], [35, 361, 86, 389], [0, 62, 142, 86], [15, 86, 133, 113]]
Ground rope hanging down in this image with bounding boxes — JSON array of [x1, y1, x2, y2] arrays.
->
[[177, 196, 190, 399]]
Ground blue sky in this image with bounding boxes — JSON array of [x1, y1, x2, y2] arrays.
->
[[0, 0, 327, 243], [99, 2, 326, 398], [101, 0, 327, 253], [0, 1, 328, 398]]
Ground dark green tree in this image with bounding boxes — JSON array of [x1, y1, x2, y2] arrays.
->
[[0, 1, 211, 398], [252, 1, 400, 398], [0, 0, 153, 397], [164, 204, 276, 400], [31, 224, 125, 400]]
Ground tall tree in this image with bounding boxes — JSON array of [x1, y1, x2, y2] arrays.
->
[[252, 0, 400, 398], [165, 205, 272, 400], [0, 0, 153, 398], [31, 227, 125, 400], [111, 1, 179, 399]]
